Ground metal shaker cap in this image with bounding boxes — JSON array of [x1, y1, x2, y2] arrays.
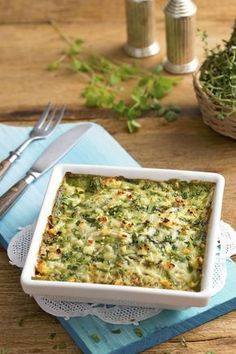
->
[[164, 0, 197, 18]]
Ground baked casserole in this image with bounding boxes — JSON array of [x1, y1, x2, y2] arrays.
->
[[34, 173, 215, 292]]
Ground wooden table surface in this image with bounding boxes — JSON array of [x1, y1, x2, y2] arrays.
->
[[0, 1, 236, 353]]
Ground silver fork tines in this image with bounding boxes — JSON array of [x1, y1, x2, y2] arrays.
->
[[31, 104, 65, 136], [45, 106, 66, 133], [0, 103, 66, 180], [34, 103, 53, 130]]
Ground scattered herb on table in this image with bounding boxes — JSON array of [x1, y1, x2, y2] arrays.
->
[[90, 334, 101, 343], [205, 352, 216, 354], [198, 23, 236, 119], [0, 350, 9, 354], [180, 336, 188, 347], [49, 332, 57, 340], [48, 21, 181, 133], [53, 341, 67, 349], [133, 327, 143, 337], [110, 328, 122, 334]]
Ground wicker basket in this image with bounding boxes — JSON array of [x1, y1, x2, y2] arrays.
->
[[193, 70, 236, 139]]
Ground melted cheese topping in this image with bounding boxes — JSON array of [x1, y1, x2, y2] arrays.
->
[[35, 173, 215, 292]]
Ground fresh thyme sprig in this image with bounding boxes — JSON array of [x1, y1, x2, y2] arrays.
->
[[199, 22, 236, 119], [48, 24, 180, 132], [197, 28, 209, 57]]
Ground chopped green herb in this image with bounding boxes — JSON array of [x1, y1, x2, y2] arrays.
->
[[49, 332, 57, 340], [110, 328, 122, 334], [167, 104, 181, 114], [82, 83, 115, 108], [53, 341, 67, 349], [90, 334, 101, 343], [133, 327, 143, 337], [152, 63, 164, 74], [205, 352, 216, 354], [68, 39, 83, 55], [127, 119, 141, 133], [47, 61, 60, 71], [156, 106, 166, 117], [164, 110, 178, 122]]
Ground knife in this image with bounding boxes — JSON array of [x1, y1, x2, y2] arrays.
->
[[0, 123, 93, 217]]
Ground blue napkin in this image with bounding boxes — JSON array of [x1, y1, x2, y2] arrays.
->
[[0, 122, 137, 248]]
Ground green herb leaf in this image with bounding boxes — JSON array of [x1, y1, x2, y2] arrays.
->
[[113, 100, 129, 116], [109, 73, 121, 85], [70, 58, 92, 73], [131, 88, 149, 109], [68, 39, 83, 55], [151, 76, 176, 99], [152, 63, 163, 74], [155, 106, 166, 117], [110, 328, 122, 334], [127, 107, 141, 120], [70, 58, 82, 71], [164, 110, 178, 122], [49, 332, 57, 340], [53, 341, 67, 349], [82, 84, 115, 108], [167, 104, 181, 113], [138, 76, 152, 87], [47, 61, 60, 71], [150, 98, 161, 110], [118, 63, 140, 80], [133, 327, 143, 337], [197, 28, 209, 57], [90, 334, 101, 343], [127, 119, 140, 133]]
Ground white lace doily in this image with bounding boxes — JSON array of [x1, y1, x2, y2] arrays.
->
[[7, 221, 236, 324]]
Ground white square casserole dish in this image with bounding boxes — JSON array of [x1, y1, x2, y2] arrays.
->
[[21, 164, 225, 309]]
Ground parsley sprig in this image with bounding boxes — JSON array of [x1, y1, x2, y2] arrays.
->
[[48, 24, 180, 132]]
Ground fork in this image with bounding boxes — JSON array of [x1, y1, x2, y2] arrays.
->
[[0, 103, 65, 180]]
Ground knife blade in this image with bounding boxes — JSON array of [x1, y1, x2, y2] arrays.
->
[[0, 123, 93, 217]]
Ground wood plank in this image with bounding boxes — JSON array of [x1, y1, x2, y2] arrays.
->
[[0, 0, 235, 24], [0, 19, 235, 116]]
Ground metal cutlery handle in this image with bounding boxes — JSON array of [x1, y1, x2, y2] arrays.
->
[[0, 174, 35, 217], [0, 138, 34, 180], [0, 158, 12, 179]]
